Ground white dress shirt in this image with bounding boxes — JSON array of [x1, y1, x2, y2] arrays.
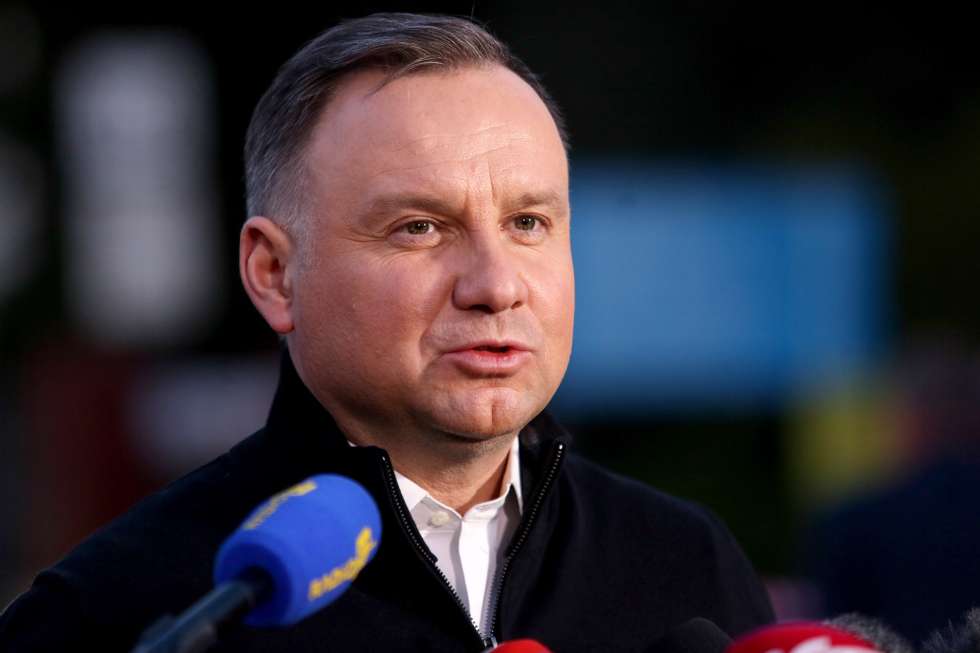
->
[[393, 439, 523, 635]]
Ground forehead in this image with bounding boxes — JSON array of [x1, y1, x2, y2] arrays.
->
[[303, 65, 568, 211]]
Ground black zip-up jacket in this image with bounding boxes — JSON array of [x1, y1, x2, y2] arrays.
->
[[0, 353, 774, 651]]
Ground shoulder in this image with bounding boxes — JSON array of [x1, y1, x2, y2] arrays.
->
[[525, 413, 732, 544], [0, 429, 275, 649], [561, 451, 729, 538], [553, 451, 775, 634], [62, 430, 271, 573]]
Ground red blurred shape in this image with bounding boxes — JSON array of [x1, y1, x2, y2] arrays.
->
[[728, 622, 880, 653], [493, 639, 554, 653]]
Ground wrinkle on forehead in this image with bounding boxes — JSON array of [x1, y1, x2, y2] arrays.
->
[[305, 65, 567, 222], [361, 138, 539, 184], [387, 122, 519, 153]]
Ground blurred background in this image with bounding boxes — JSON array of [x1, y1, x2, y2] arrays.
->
[[2, 1, 979, 644]]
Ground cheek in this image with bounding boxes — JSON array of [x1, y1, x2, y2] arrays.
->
[[529, 253, 575, 340], [298, 254, 452, 362]]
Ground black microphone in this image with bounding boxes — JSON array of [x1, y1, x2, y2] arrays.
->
[[646, 617, 733, 653]]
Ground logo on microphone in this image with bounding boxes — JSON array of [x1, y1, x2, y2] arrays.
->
[[307, 527, 378, 600], [244, 479, 318, 530]]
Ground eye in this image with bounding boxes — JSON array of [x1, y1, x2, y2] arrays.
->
[[514, 215, 539, 231], [508, 215, 548, 244], [389, 218, 443, 248], [404, 220, 433, 235]]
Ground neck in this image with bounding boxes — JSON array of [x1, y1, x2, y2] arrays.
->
[[347, 424, 516, 514]]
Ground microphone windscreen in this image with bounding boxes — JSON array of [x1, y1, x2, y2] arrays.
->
[[492, 639, 553, 652], [923, 607, 980, 653], [727, 622, 882, 653], [826, 614, 914, 653], [647, 617, 732, 653], [213, 474, 381, 627]]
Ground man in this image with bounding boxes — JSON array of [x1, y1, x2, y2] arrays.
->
[[0, 13, 773, 651]]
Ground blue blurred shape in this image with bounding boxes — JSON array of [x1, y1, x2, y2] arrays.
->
[[552, 161, 890, 416]]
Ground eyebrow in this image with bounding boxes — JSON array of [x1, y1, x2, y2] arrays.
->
[[365, 192, 462, 219], [363, 189, 568, 221], [501, 190, 568, 214]]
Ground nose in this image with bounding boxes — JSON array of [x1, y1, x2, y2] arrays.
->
[[452, 236, 528, 314]]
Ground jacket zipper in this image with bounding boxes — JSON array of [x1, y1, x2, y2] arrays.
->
[[378, 453, 488, 648], [485, 440, 565, 643], [378, 440, 565, 651]]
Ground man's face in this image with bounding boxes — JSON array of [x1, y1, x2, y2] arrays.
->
[[287, 64, 573, 442]]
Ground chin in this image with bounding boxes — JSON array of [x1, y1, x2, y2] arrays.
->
[[427, 386, 541, 440]]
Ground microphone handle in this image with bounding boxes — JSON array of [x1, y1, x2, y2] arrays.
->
[[131, 569, 270, 653]]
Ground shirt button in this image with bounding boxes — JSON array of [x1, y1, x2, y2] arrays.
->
[[428, 511, 452, 527]]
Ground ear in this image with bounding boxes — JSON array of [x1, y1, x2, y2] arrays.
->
[[239, 216, 296, 334]]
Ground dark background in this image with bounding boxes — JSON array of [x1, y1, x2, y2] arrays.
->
[[3, 0, 979, 632]]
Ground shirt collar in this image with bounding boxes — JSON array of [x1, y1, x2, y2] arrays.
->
[[506, 436, 524, 511], [348, 437, 523, 515]]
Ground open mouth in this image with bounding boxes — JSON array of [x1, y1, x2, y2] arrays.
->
[[474, 345, 512, 353], [445, 342, 531, 374]]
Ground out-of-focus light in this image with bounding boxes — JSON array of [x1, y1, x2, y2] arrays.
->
[[57, 32, 220, 347], [0, 138, 43, 304], [128, 357, 279, 477], [553, 161, 891, 416]]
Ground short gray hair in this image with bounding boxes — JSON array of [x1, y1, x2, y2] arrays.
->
[[244, 12, 568, 231]]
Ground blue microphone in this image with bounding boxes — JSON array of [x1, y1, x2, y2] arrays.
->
[[131, 474, 382, 653]]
